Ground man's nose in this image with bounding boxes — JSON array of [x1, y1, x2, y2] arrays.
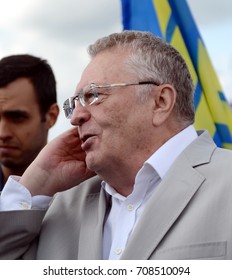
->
[[70, 103, 91, 126], [0, 119, 13, 140]]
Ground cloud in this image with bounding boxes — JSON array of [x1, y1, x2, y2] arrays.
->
[[188, 0, 232, 26], [18, 0, 122, 45]]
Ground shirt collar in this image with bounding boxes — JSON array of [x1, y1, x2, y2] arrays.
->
[[146, 125, 197, 178]]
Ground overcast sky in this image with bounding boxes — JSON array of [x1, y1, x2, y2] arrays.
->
[[0, 0, 232, 140]]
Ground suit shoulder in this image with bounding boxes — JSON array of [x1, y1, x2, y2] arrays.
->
[[211, 146, 232, 161]]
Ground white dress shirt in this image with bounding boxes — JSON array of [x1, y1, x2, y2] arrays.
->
[[0, 125, 197, 260], [0, 176, 51, 210]]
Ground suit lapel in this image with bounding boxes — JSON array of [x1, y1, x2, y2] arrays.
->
[[121, 131, 216, 259], [78, 187, 109, 259]]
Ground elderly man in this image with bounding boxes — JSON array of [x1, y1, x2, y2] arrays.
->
[[0, 31, 232, 260]]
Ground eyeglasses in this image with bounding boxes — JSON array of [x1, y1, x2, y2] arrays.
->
[[63, 81, 158, 119]]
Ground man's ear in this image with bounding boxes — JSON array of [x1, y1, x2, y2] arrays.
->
[[152, 84, 176, 126], [44, 103, 59, 129]]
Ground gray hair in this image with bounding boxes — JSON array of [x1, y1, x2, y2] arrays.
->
[[88, 30, 195, 125]]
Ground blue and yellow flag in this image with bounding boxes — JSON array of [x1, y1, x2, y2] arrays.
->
[[121, 0, 232, 148]]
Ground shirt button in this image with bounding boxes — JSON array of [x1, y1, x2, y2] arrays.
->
[[20, 201, 30, 209], [115, 248, 123, 255], [127, 204, 134, 211]]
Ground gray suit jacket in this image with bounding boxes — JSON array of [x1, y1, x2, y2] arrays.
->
[[1, 130, 232, 260]]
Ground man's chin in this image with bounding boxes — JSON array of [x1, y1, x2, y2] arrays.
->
[[85, 153, 100, 173], [0, 158, 20, 169]]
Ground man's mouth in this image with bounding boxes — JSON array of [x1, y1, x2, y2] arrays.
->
[[80, 134, 98, 151], [81, 134, 96, 143], [0, 145, 19, 153]]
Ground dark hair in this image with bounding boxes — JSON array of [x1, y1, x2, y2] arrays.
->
[[0, 54, 57, 119]]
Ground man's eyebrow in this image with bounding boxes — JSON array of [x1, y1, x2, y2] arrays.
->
[[3, 110, 30, 118]]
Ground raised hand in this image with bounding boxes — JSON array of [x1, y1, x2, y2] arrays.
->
[[20, 128, 95, 196]]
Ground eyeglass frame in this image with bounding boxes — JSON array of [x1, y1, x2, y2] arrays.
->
[[63, 81, 159, 119]]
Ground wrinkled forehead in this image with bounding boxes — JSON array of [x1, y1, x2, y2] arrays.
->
[[76, 49, 134, 91]]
